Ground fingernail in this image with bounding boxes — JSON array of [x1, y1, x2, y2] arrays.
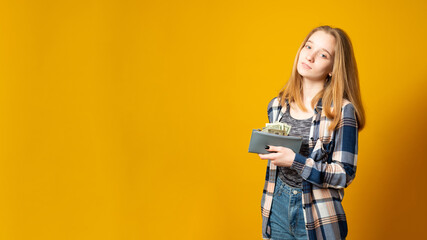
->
[[265, 145, 269, 149]]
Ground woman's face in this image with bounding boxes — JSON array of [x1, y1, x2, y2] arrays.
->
[[297, 30, 336, 81]]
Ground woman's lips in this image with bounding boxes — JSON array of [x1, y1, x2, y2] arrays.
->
[[301, 62, 312, 69]]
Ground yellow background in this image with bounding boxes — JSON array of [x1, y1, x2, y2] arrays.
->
[[0, 0, 426, 239]]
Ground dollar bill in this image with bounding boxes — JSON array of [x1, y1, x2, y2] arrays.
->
[[265, 123, 283, 130], [267, 128, 286, 136], [261, 121, 291, 136]]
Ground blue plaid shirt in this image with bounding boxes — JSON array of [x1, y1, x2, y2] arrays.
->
[[261, 97, 359, 240]]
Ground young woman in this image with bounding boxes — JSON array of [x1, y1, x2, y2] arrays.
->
[[258, 26, 365, 240]]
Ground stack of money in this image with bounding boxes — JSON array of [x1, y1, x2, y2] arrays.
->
[[260, 121, 291, 136]]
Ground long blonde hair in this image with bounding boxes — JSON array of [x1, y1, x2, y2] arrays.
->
[[278, 25, 365, 131]]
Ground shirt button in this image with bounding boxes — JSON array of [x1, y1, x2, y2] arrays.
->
[[293, 190, 298, 195]]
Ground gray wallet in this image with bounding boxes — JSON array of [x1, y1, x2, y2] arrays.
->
[[248, 129, 303, 154]]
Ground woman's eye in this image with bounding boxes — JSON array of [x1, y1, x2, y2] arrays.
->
[[305, 45, 311, 49], [320, 54, 327, 58]]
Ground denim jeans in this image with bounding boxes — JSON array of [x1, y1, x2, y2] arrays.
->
[[269, 176, 308, 240]]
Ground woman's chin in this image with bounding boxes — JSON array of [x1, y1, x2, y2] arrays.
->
[[298, 74, 326, 82]]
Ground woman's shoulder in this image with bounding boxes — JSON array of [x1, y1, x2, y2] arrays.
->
[[342, 98, 351, 107], [340, 99, 356, 119], [267, 96, 281, 110], [267, 96, 283, 123], [342, 99, 355, 110], [267, 97, 278, 110], [326, 99, 355, 117]]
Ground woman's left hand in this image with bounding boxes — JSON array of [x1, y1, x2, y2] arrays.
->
[[258, 146, 296, 167]]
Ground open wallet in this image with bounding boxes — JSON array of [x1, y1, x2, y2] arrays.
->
[[248, 129, 303, 154]]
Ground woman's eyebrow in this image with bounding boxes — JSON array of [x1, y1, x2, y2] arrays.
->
[[307, 40, 332, 56]]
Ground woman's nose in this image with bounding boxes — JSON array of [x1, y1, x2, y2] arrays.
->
[[306, 53, 314, 62]]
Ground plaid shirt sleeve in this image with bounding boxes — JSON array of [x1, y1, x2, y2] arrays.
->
[[291, 102, 359, 189]]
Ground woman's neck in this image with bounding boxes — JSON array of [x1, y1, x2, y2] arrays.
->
[[301, 78, 325, 102]]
